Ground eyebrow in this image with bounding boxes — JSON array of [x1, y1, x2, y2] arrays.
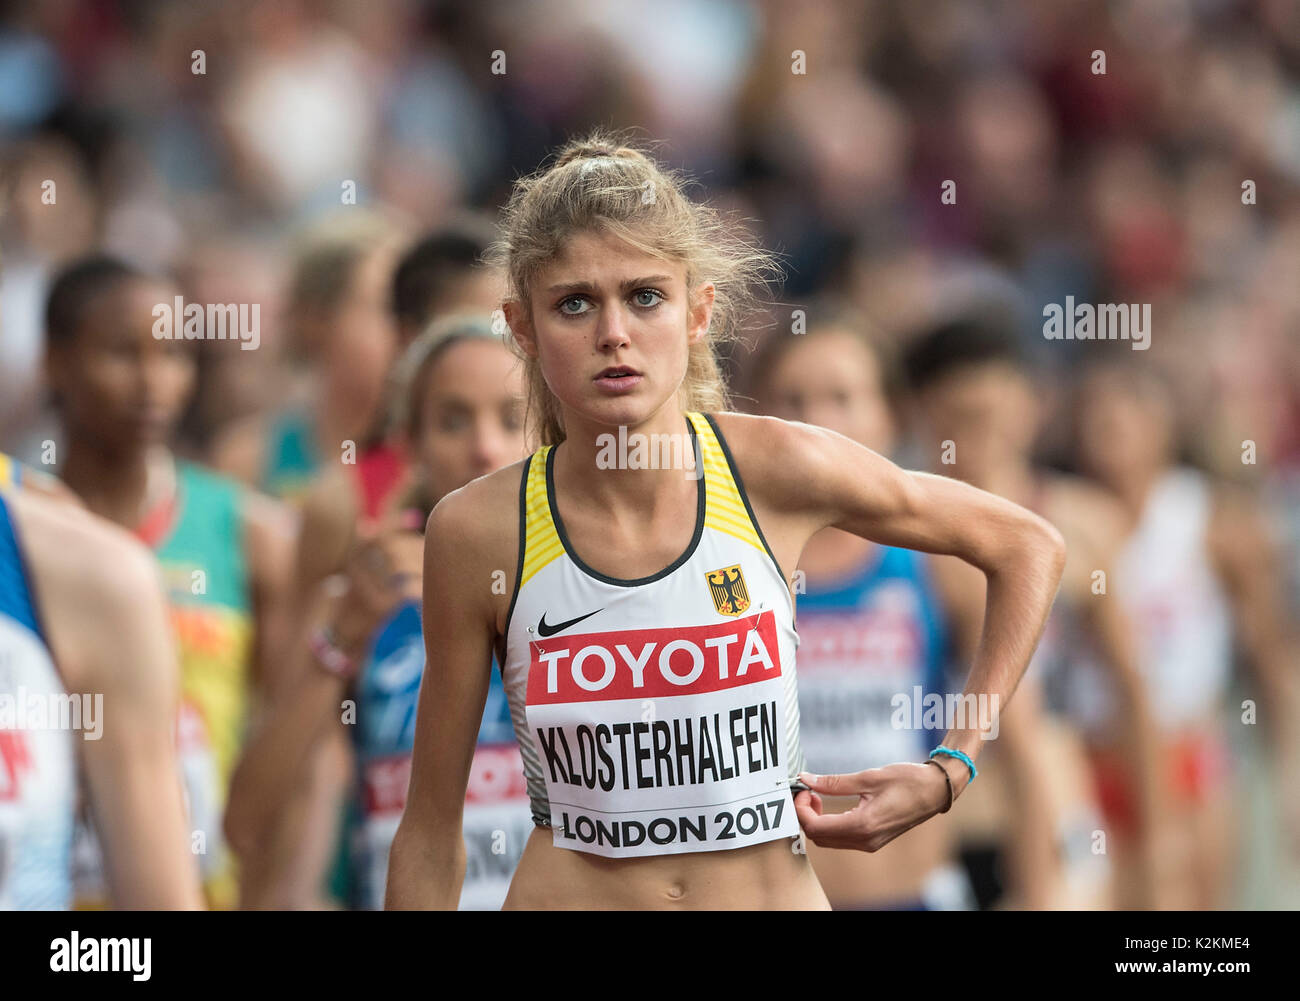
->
[[545, 275, 674, 295]]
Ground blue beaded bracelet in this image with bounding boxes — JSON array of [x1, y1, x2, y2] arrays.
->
[[929, 745, 978, 785]]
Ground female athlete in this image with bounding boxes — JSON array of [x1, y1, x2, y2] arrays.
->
[[386, 131, 1066, 910]]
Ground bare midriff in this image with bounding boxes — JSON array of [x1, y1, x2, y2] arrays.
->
[[502, 826, 831, 910]]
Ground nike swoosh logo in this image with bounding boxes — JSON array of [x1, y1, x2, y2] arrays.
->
[[537, 608, 603, 637]]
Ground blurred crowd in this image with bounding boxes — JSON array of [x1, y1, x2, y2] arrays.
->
[[1, 0, 1297, 910]]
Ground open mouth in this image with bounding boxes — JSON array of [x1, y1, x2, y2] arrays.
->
[[595, 366, 640, 380]]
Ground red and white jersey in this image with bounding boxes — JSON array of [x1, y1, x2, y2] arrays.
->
[[501, 411, 806, 859], [1116, 468, 1233, 729]]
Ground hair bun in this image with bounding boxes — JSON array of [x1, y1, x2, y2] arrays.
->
[[553, 136, 647, 170]]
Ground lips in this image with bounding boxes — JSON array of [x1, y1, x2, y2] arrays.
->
[[595, 366, 640, 380], [593, 366, 644, 394]]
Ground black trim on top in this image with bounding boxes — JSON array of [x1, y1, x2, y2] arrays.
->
[[545, 414, 706, 588], [702, 412, 789, 587], [500, 453, 532, 642]]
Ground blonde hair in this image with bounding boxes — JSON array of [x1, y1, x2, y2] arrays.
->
[[485, 128, 783, 446]]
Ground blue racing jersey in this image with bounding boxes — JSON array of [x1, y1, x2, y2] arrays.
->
[[794, 545, 950, 775], [352, 599, 532, 909]]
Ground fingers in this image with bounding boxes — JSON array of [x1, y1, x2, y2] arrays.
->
[[798, 802, 874, 850], [794, 779, 871, 849], [798, 770, 869, 797], [792, 788, 822, 821], [794, 765, 944, 851]]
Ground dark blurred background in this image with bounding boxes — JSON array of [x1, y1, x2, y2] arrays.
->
[[1, 0, 1297, 908]]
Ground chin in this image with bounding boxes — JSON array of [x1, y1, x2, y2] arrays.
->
[[563, 391, 649, 430]]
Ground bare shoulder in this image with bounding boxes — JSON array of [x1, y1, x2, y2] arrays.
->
[[8, 490, 168, 691], [1042, 472, 1130, 552], [9, 487, 157, 587], [242, 484, 297, 546], [19, 464, 83, 506], [280, 463, 358, 590], [239, 483, 297, 594], [707, 411, 838, 512], [425, 458, 530, 630], [1207, 481, 1275, 571], [207, 413, 267, 487]]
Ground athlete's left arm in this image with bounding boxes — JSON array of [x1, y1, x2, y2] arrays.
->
[[242, 490, 298, 699], [721, 414, 1066, 850]]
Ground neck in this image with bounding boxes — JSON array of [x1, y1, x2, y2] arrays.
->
[[61, 436, 170, 530], [1108, 464, 1164, 520], [967, 460, 1039, 510], [553, 402, 695, 521]]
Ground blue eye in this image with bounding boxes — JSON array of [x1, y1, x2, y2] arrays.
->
[[559, 296, 589, 315], [634, 289, 664, 308]]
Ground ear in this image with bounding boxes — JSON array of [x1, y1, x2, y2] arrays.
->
[[687, 282, 715, 346], [503, 299, 537, 359]]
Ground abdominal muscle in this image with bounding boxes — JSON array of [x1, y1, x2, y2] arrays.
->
[[501, 826, 830, 910]]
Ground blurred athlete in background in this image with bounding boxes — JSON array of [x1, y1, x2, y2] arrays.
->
[[901, 315, 1166, 909], [0, 455, 202, 909], [1074, 359, 1300, 909], [230, 219, 505, 908], [745, 300, 1063, 909], [42, 257, 295, 908], [210, 212, 406, 506], [226, 313, 529, 908]]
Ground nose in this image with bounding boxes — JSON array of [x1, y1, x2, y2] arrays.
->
[[595, 300, 631, 351], [138, 349, 165, 402], [467, 419, 510, 473], [804, 399, 843, 433]]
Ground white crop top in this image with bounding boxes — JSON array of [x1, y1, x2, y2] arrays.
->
[[500, 411, 807, 858]]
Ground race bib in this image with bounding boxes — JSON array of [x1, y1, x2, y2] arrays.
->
[[175, 700, 225, 880], [525, 609, 797, 858], [358, 745, 531, 910], [796, 593, 927, 774], [460, 743, 531, 910]]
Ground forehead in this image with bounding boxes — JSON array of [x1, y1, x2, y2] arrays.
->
[[534, 229, 682, 287], [76, 277, 175, 335], [930, 360, 1030, 397], [417, 338, 520, 399], [775, 329, 878, 375]]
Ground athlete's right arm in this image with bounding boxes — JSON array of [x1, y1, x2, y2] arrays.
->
[[13, 492, 203, 909], [386, 478, 507, 910]]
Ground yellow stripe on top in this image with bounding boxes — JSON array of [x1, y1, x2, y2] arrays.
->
[[518, 414, 769, 588], [686, 412, 768, 558], [519, 445, 565, 588], [0, 453, 17, 493]]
